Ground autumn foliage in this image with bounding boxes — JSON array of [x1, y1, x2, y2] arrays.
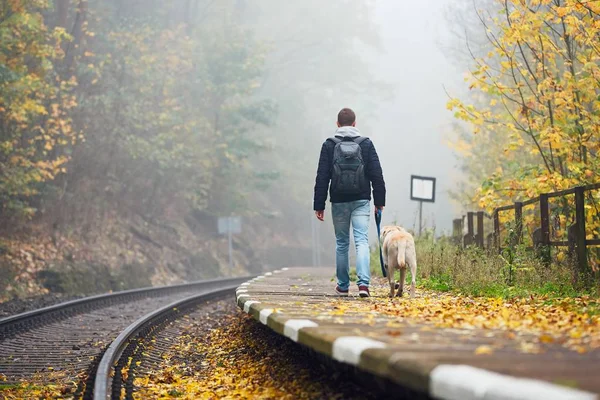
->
[[0, 0, 277, 225], [0, 0, 380, 298], [449, 0, 600, 209], [0, 1, 76, 217]]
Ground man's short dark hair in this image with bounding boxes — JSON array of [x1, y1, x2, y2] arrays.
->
[[337, 108, 356, 126]]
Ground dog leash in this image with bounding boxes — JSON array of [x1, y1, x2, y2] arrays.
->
[[375, 208, 387, 277]]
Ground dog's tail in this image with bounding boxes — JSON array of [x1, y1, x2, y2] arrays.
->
[[397, 238, 407, 268]]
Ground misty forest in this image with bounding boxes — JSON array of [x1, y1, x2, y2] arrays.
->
[[1, 0, 600, 399], [0, 0, 384, 297], [2, 0, 600, 298]]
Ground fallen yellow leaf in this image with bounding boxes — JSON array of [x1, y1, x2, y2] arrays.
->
[[475, 345, 494, 355], [539, 334, 554, 344]]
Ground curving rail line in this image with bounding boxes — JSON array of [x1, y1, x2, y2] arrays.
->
[[0, 277, 249, 399], [93, 285, 239, 399], [0, 277, 247, 338]]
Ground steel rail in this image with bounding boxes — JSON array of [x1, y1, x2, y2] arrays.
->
[[92, 283, 242, 399], [0, 277, 250, 338]]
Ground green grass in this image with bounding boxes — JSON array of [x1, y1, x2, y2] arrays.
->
[[370, 236, 598, 300], [420, 273, 453, 292], [349, 269, 357, 282], [331, 269, 358, 283]]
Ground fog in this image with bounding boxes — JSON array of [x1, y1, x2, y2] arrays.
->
[[257, 0, 469, 240], [294, 0, 469, 260], [247, 0, 470, 262], [1, 0, 478, 294], [369, 0, 463, 234]]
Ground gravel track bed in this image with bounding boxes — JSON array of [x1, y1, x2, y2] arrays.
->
[[0, 293, 85, 319], [130, 300, 386, 399], [0, 288, 207, 397]]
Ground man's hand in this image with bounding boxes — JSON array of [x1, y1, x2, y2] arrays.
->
[[315, 210, 325, 221], [375, 206, 384, 213]]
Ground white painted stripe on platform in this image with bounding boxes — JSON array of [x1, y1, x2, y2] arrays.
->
[[255, 275, 265, 280], [243, 301, 260, 313], [241, 282, 250, 286], [332, 337, 386, 365], [283, 319, 318, 342], [265, 272, 272, 276], [282, 268, 289, 271], [236, 288, 248, 294], [273, 270, 281, 274], [236, 293, 250, 302], [259, 309, 274, 324], [429, 365, 597, 400]]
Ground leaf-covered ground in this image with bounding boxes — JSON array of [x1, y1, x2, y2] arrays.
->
[[309, 278, 600, 355], [0, 371, 79, 399], [1, 300, 382, 399], [3, 277, 598, 399], [134, 302, 380, 400]]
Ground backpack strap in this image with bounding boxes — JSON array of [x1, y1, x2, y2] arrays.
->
[[327, 136, 369, 144]]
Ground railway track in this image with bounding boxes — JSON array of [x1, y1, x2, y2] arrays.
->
[[93, 287, 237, 399], [0, 277, 249, 399]]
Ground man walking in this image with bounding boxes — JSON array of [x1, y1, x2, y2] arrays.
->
[[313, 108, 386, 297]]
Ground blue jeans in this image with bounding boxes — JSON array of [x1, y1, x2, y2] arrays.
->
[[331, 199, 371, 290]]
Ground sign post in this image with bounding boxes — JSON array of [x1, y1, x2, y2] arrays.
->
[[218, 216, 241, 275], [410, 175, 436, 236]]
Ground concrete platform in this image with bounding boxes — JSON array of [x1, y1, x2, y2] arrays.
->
[[236, 267, 598, 400]]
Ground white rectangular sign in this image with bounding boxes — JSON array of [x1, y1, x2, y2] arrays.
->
[[410, 175, 436, 203]]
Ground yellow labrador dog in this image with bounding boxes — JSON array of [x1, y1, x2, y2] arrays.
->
[[380, 226, 417, 298]]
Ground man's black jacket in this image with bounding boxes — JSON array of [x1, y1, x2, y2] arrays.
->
[[313, 137, 386, 211]]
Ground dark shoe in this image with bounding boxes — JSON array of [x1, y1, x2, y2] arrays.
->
[[335, 286, 349, 297], [358, 285, 370, 298]]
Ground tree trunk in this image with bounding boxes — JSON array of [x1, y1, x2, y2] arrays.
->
[[64, 0, 88, 74]]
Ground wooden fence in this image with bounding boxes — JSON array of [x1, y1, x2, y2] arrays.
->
[[453, 183, 600, 277]]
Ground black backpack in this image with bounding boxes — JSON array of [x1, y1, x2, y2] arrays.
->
[[328, 136, 368, 195]]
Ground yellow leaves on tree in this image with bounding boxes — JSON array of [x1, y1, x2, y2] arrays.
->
[[0, 0, 77, 217], [447, 0, 600, 215]]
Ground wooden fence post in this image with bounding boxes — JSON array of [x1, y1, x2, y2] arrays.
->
[[574, 186, 588, 276], [493, 209, 500, 252], [539, 193, 551, 265], [476, 211, 484, 248], [486, 233, 494, 250], [464, 212, 474, 246], [514, 202, 523, 245], [540, 194, 550, 246], [452, 218, 462, 246]]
